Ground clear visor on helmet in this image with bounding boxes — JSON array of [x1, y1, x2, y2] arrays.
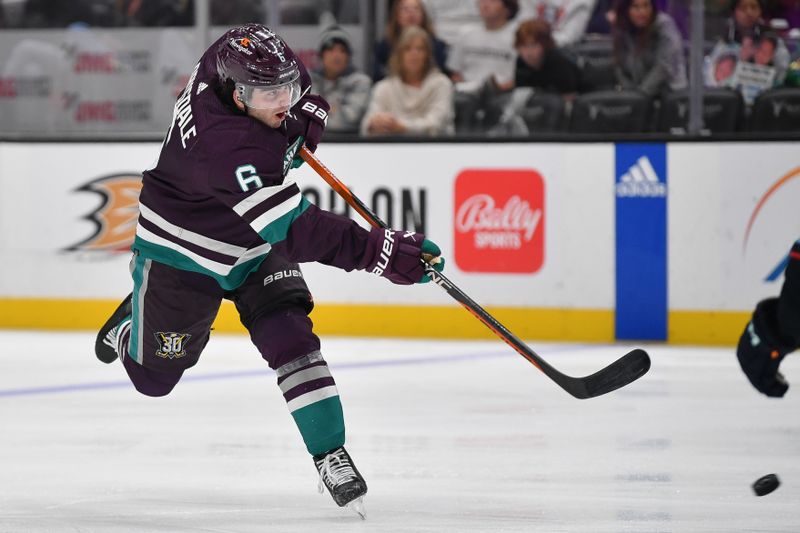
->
[[236, 79, 302, 111]]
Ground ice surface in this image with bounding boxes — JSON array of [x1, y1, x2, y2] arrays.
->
[[1, 331, 798, 532]]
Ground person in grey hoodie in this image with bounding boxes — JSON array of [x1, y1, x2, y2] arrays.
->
[[309, 26, 372, 133], [611, 0, 687, 97]]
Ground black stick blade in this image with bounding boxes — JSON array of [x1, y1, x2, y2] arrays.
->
[[562, 349, 651, 400]]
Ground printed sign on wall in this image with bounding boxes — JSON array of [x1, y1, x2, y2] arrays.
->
[[454, 169, 545, 274], [615, 143, 668, 341]]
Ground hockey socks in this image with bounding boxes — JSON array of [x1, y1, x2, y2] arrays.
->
[[277, 352, 345, 456]]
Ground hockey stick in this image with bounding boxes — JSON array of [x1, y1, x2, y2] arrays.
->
[[299, 147, 650, 399]]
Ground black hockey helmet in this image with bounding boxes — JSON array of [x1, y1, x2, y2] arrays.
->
[[215, 24, 303, 110]]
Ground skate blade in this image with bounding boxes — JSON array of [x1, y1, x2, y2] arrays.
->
[[347, 496, 366, 520]]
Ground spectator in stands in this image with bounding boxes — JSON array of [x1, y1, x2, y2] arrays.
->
[[488, 18, 580, 135], [361, 26, 454, 136], [211, 0, 265, 26], [706, 0, 791, 87], [447, 0, 519, 131], [518, 0, 598, 47], [374, 0, 449, 81], [422, 0, 482, 45], [611, 0, 687, 97], [448, 0, 519, 90], [514, 18, 581, 94], [310, 26, 372, 133]]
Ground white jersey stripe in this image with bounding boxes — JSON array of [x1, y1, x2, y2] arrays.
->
[[139, 202, 246, 257], [249, 191, 302, 234], [279, 366, 332, 394], [136, 225, 273, 276], [286, 386, 339, 413], [232, 181, 297, 216], [136, 225, 236, 276], [236, 242, 273, 263]]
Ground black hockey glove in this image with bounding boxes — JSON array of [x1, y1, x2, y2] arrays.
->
[[287, 94, 329, 169], [736, 298, 796, 397]]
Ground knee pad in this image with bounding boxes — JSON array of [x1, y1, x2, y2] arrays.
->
[[249, 307, 321, 370]]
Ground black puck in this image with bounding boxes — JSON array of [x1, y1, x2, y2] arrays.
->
[[752, 474, 780, 496]]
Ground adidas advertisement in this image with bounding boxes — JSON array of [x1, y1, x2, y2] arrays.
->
[[615, 155, 667, 198], [615, 143, 668, 341]]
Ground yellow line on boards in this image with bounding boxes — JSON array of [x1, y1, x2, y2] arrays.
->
[[0, 299, 750, 345], [0, 298, 612, 341]]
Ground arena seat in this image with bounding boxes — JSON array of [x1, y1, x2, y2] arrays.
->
[[519, 92, 566, 133], [568, 90, 652, 133], [748, 87, 800, 132], [656, 88, 744, 133]]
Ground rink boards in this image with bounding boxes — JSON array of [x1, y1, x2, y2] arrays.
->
[[0, 141, 797, 344]]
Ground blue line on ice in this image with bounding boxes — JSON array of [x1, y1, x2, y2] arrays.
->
[[0, 344, 595, 398]]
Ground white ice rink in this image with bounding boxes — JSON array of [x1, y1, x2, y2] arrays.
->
[[1, 331, 798, 533]]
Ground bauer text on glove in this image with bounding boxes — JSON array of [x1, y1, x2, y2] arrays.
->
[[358, 228, 444, 285]]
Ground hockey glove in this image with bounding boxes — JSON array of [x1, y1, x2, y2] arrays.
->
[[736, 298, 795, 397], [359, 227, 444, 285], [286, 94, 330, 169]]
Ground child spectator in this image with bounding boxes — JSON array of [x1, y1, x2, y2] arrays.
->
[[361, 26, 454, 136], [374, 0, 449, 81], [514, 18, 581, 94], [611, 0, 687, 97], [310, 26, 372, 134]]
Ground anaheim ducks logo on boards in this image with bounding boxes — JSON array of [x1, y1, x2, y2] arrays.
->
[[67, 173, 142, 252]]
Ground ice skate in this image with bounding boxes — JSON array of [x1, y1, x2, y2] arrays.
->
[[94, 293, 132, 364], [314, 446, 367, 518]]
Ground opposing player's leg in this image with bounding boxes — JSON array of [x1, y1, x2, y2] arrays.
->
[[231, 254, 367, 511], [95, 254, 223, 397], [737, 240, 800, 397]]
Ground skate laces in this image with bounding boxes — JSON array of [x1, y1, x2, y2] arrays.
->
[[317, 448, 358, 493], [103, 318, 131, 356]]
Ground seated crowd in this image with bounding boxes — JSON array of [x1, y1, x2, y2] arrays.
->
[[322, 0, 800, 136], [1, 0, 799, 134]]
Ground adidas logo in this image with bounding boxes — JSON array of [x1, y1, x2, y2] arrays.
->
[[616, 156, 666, 198], [196, 82, 208, 95]]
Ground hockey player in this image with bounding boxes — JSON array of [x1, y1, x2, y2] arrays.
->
[[93, 24, 443, 515], [737, 240, 800, 397]]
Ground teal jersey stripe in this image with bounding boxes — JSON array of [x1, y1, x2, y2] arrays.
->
[[132, 237, 267, 291], [257, 195, 311, 245]]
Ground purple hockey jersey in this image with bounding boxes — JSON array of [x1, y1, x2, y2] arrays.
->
[[133, 34, 370, 290]]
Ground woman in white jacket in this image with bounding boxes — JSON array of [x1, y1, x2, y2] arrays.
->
[[361, 26, 454, 136]]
